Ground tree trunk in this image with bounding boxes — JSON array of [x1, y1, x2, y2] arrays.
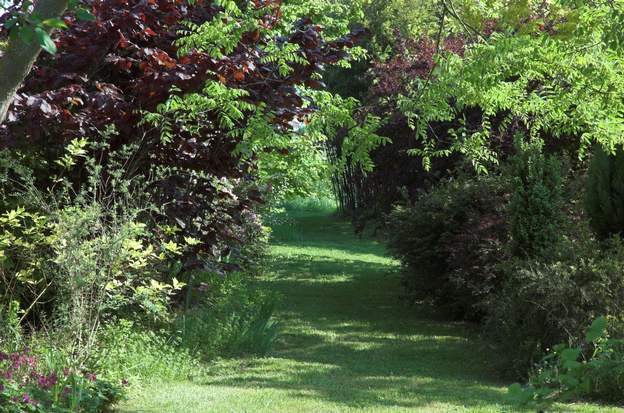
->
[[0, 0, 69, 125]]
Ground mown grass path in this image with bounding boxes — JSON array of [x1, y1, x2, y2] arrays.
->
[[118, 208, 623, 412]]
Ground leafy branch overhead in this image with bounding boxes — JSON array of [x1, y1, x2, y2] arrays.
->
[[389, 0, 624, 172]]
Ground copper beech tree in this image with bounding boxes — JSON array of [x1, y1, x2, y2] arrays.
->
[[0, 0, 365, 270]]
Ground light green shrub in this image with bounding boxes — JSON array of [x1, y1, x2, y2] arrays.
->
[[90, 320, 201, 384], [510, 317, 624, 408]]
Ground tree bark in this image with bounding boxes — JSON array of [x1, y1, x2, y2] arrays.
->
[[0, 0, 69, 125]]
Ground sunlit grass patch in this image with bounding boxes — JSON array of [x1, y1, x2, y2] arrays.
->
[[117, 205, 624, 413]]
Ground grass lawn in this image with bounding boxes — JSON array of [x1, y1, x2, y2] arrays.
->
[[116, 206, 624, 413]]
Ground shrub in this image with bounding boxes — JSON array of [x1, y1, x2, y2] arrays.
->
[[386, 173, 508, 320], [0, 189, 185, 355], [508, 139, 565, 257], [0, 136, 279, 396], [510, 317, 624, 408], [0, 301, 22, 352], [484, 232, 624, 377], [585, 145, 624, 239]]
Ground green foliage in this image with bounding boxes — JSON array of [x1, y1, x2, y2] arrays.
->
[[150, 4, 380, 205], [0, 190, 184, 350], [233, 106, 333, 204], [307, 90, 387, 173], [510, 317, 624, 408], [281, 0, 363, 39], [484, 233, 624, 377], [508, 140, 566, 257], [0, 301, 22, 351], [0, 136, 190, 362], [396, 1, 624, 171], [2, 1, 94, 55], [179, 272, 279, 359], [91, 320, 200, 384], [586, 145, 624, 239]]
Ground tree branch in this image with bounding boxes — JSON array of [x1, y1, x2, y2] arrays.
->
[[0, 0, 69, 125]]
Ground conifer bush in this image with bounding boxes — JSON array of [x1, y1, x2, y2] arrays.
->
[[508, 140, 565, 257], [586, 145, 624, 239]]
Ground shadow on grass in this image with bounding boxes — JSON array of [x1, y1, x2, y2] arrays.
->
[[196, 316, 511, 410], [196, 221, 515, 410], [119, 209, 623, 413]]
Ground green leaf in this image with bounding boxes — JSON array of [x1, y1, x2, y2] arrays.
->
[[76, 8, 96, 21], [560, 347, 581, 364], [562, 359, 582, 371], [18, 25, 35, 45], [507, 383, 533, 405], [42, 18, 68, 29], [585, 316, 608, 342], [34, 27, 56, 54], [4, 17, 18, 30]]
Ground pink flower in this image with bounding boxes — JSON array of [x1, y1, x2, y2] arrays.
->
[[37, 372, 58, 389]]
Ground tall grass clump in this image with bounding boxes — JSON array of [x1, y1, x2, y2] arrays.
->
[[178, 272, 279, 359]]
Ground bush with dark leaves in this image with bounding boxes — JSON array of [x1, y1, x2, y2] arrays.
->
[[386, 173, 509, 320]]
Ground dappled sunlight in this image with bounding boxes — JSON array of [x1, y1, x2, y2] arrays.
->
[[117, 209, 624, 413], [269, 244, 397, 267]]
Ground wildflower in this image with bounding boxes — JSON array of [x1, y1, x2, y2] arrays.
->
[[38, 375, 48, 388], [48, 372, 58, 386], [37, 372, 57, 389], [85, 372, 96, 382]]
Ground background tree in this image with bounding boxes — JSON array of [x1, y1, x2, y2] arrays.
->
[[586, 145, 624, 239], [0, 0, 74, 124]]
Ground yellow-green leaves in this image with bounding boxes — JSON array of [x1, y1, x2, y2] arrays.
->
[[162, 240, 182, 256], [55, 137, 89, 169]]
